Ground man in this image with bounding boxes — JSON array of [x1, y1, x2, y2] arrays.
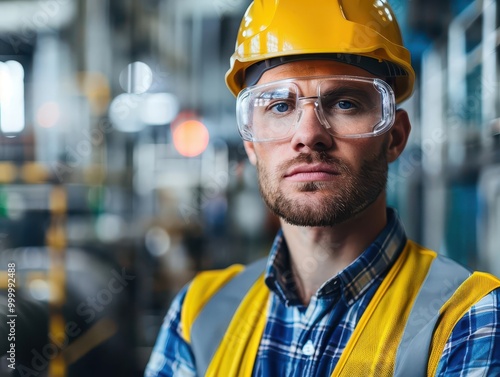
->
[[145, 0, 500, 376]]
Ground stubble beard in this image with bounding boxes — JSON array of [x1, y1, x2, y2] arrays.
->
[[256, 149, 388, 227]]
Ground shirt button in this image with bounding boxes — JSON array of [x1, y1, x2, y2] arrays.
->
[[302, 340, 315, 356]]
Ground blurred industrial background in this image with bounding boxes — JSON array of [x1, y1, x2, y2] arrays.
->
[[0, 0, 499, 376]]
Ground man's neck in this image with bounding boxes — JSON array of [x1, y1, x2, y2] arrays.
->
[[281, 196, 388, 306]]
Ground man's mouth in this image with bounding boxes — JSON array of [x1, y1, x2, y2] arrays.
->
[[284, 164, 341, 182]]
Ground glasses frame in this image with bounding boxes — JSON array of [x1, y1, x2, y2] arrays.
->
[[236, 75, 396, 142]]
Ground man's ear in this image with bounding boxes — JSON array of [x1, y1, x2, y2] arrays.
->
[[386, 109, 411, 163], [243, 141, 258, 165]]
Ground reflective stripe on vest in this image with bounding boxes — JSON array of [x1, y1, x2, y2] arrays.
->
[[188, 245, 495, 376], [190, 257, 267, 377], [393, 254, 470, 375]]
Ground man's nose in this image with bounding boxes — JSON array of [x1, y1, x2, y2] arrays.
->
[[290, 100, 334, 152]]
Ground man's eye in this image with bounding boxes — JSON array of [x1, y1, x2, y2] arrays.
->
[[336, 100, 355, 110], [270, 102, 291, 113]]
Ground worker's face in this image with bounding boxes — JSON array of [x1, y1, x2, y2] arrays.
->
[[243, 60, 410, 227]]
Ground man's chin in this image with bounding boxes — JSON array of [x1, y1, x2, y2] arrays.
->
[[269, 199, 346, 227], [284, 189, 341, 205], [278, 212, 346, 228]]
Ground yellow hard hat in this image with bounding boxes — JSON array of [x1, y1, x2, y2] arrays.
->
[[225, 0, 415, 103]]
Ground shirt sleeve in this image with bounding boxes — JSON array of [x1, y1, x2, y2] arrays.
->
[[144, 285, 197, 377], [435, 287, 500, 376]]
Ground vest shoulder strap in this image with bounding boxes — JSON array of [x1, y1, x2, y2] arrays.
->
[[180, 262, 245, 344], [332, 241, 500, 377], [427, 271, 500, 375], [394, 253, 471, 376], [185, 257, 267, 377]]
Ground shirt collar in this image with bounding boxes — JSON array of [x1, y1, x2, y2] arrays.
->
[[264, 208, 407, 306]]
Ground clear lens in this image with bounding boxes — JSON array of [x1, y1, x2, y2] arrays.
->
[[238, 83, 299, 142], [236, 75, 395, 142]]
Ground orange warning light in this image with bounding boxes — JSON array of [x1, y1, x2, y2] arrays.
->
[[172, 119, 209, 157]]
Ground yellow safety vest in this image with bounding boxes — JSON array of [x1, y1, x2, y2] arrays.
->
[[181, 240, 500, 376]]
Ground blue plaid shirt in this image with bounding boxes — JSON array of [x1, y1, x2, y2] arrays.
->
[[145, 209, 500, 376]]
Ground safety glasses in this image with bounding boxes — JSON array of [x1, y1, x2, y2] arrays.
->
[[236, 75, 395, 142]]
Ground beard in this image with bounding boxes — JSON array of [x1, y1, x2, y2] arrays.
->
[[256, 147, 388, 227]]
